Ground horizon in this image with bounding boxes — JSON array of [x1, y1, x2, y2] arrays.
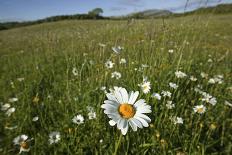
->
[[0, 0, 232, 22]]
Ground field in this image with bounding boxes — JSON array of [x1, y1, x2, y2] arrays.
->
[[0, 14, 232, 154]]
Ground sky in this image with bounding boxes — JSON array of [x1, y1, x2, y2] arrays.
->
[[0, 0, 232, 22]]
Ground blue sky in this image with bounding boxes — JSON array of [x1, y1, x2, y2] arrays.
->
[[0, 0, 231, 22]]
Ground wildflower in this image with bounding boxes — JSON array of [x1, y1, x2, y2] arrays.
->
[[208, 78, 216, 84], [193, 105, 206, 114], [105, 60, 114, 69], [138, 79, 151, 94], [8, 97, 18, 103], [17, 78, 25, 82], [168, 49, 174, 53], [208, 59, 213, 63], [201, 72, 208, 78], [88, 111, 96, 120], [112, 46, 123, 54], [32, 116, 39, 122], [49, 132, 61, 144], [13, 135, 30, 154], [166, 101, 175, 109], [6, 107, 15, 117], [190, 76, 197, 81], [100, 86, 107, 94], [151, 93, 161, 100], [72, 114, 84, 124], [72, 67, 78, 76], [1, 103, 11, 111], [120, 58, 126, 64], [161, 91, 172, 98], [111, 71, 122, 79], [172, 116, 183, 124], [175, 71, 187, 78], [101, 87, 151, 135], [169, 82, 178, 89]]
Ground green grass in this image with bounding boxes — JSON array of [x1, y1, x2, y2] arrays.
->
[[0, 14, 232, 154]]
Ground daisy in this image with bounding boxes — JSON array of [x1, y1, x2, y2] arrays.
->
[[138, 79, 151, 94], [6, 107, 15, 117], [161, 91, 172, 98], [166, 101, 175, 109], [32, 116, 39, 122], [172, 117, 183, 124], [168, 49, 174, 53], [169, 82, 178, 89], [200, 72, 208, 78], [120, 58, 126, 64], [72, 114, 84, 124], [105, 60, 114, 69], [193, 105, 206, 114], [208, 78, 216, 84], [190, 76, 197, 81], [1, 103, 11, 111], [151, 93, 161, 100], [17, 78, 25, 82], [88, 111, 96, 120], [175, 71, 187, 78], [49, 131, 61, 144], [8, 97, 18, 103], [111, 71, 122, 79], [101, 87, 151, 135], [13, 135, 30, 154], [72, 67, 78, 76]]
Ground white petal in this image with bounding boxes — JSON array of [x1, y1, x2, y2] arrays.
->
[[130, 118, 143, 128], [128, 91, 139, 105], [101, 103, 118, 110], [128, 119, 137, 131], [137, 105, 152, 113], [135, 113, 151, 123], [109, 120, 117, 126], [134, 99, 146, 108], [121, 123, 129, 135], [117, 118, 126, 130], [134, 116, 149, 127], [114, 91, 123, 103], [104, 100, 119, 106], [120, 88, 129, 103], [106, 93, 119, 102]]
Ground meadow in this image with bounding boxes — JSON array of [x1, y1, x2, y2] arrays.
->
[[0, 14, 232, 154]]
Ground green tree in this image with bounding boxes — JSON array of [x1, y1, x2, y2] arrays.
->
[[88, 8, 103, 17]]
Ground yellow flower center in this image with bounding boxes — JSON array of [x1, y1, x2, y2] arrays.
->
[[20, 141, 29, 149], [118, 104, 135, 119], [197, 107, 204, 113]]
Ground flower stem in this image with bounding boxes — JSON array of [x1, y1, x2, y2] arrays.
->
[[113, 134, 122, 155]]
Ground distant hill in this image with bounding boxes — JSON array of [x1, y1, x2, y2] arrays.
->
[[125, 9, 172, 19]]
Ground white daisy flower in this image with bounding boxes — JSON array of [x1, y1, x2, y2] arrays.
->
[[169, 82, 178, 89], [151, 93, 161, 100], [208, 78, 216, 84], [88, 111, 96, 120], [172, 117, 183, 124], [138, 80, 151, 94], [6, 107, 15, 117], [161, 91, 172, 98], [200, 72, 208, 78], [168, 49, 174, 53], [13, 135, 30, 154], [49, 131, 61, 144], [190, 76, 197, 81], [8, 97, 18, 103], [72, 114, 84, 124], [120, 58, 127, 64], [101, 87, 152, 135], [32, 116, 39, 122], [175, 71, 187, 78], [72, 67, 78, 76], [166, 101, 175, 109], [111, 71, 122, 79], [209, 97, 217, 106], [193, 105, 206, 114], [112, 46, 123, 54], [1, 103, 11, 111], [100, 86, 107, 94], [105, 60, 114, 69]]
